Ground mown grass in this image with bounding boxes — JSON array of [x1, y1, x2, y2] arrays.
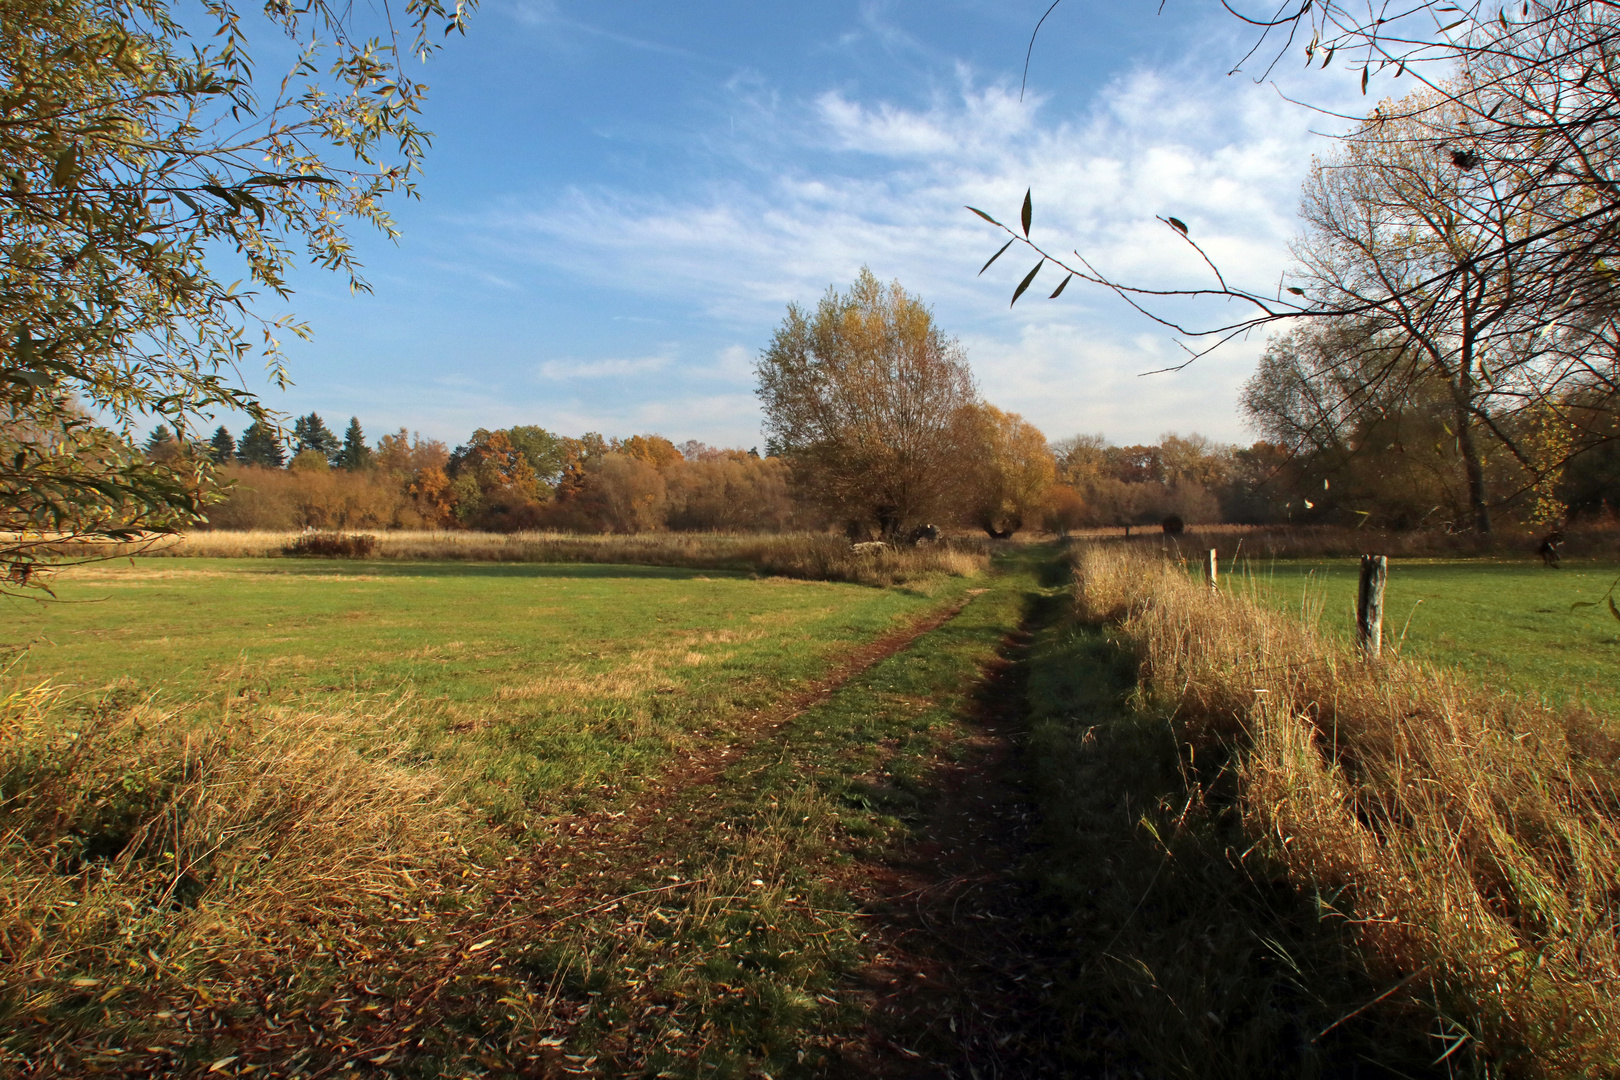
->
[[3, 557, 971, 820], [0, 552, 1016, 1076], [479, 556, 1046, 1076], [1217, 556, 1620, 716]]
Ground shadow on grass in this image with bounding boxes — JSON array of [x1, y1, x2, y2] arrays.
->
[[1022, 605, 1450, 1078]]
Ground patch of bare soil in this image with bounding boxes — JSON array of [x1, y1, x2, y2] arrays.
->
[[830, 621, 1069, 1079]]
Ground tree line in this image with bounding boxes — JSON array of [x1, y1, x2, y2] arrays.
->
[[152, 265, 1620, 539], [977, 2, 1620, 535]]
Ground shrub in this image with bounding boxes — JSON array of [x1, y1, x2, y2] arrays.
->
[[283, 532, 378, 558]]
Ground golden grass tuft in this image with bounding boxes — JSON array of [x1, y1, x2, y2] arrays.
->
[[0, 677, 466, 1060], [1075, 544, 1620, 1075]]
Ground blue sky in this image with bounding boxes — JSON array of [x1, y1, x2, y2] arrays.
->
[[247, 1, 1372, 451]]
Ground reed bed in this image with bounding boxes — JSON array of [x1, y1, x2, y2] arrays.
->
[[51, 529, 990, 587], [1075, 544, 1620, 1076]]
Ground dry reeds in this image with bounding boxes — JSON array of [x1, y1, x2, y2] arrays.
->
[[0, 678, 466, 1064], [51, 529, 991, 587], [1083, 520, 1620, 561], [1075, 545, 1620, 1075]]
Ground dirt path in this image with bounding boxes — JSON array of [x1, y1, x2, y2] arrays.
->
[[832, 607, 1069, 1078], [469, 581, 1071, 1077], [201, 579, 1070, 1079]]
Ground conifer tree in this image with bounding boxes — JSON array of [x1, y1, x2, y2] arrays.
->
[[143, 426, 175, 458], [208, 427, 236, 465], [292, 413, 341, 463], [238, 422, 286, 469], [336, 418, 375, 471]]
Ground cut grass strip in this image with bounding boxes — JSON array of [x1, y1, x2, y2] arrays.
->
[[395, 553, 1051, 1078]]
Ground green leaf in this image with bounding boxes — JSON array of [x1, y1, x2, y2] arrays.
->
[[1020, 189, 1032, 237], [965, 206, 1003, 228], [50, 146, 80, 190], [1048, 272, 1072, 299], [979, 238, 1015, 276], [1011, 259, 1043, 306], [1570, 600, 1599, 612]]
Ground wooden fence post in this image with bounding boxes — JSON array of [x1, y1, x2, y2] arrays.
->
[[1204, 549, 1218, 591], [1357, 554, 1387, 660]]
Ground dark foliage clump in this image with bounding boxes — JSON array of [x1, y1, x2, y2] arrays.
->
[[283, 533, 378, 558]]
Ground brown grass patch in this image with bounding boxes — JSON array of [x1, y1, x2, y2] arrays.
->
[[1075, 544, 1620, 1075], [51, 530, 992, 587], [0, 679, 471, 1071]]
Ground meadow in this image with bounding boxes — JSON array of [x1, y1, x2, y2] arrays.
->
[[50, 529, 990, 589], [1220, 555, 1620, 715], [8, 541, 1620, 1077], [2, 557, 976, 818], [0, 551, 1024, 1076]]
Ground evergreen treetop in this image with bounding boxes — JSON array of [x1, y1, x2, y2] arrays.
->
[[336, 418, 375, 471]]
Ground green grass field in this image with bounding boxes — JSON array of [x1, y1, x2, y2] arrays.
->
[[0, 551, 1048, 1076], [2, 557, 970, 819], [1227, 556, 1620, 715]]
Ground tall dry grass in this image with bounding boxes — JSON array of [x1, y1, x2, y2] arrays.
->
[[1075, 545, 1620, 1076], [56, 529, 990, 587], [1082, 520, 1620, 561], [0, 677, 468, 1068]]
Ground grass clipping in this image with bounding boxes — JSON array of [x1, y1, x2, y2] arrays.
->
[[0, 680, 464, 1059], [1075, 544, 1620, 1075]]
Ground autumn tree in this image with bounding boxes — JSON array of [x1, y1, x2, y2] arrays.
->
[[756, 269, 978, 539], [665, 453, 796, 532], [1276, 93, 1599, 532], [961, 405, 1055, 537], [577, 454, 667, 533], [0, 0, 471, 582]]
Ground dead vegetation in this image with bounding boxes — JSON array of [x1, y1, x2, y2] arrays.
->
[[0, 679, 471, 1074], [1074, 543, 1620, 1075], [52, 529, 991, 587]]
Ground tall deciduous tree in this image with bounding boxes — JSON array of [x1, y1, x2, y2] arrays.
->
[[961, 404, 1055, 537], [756, 269, 978, 539], [0, 0, 472, 582], [1287, 94, 1586, 531]]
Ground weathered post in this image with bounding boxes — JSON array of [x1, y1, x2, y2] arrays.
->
[[1357, 554, 1387, 660], [1203, 548, 1218, 591]]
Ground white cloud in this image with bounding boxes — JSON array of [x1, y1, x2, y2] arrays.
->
[[456, 56, 1356, 443], [537, 353, 671, 379]]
